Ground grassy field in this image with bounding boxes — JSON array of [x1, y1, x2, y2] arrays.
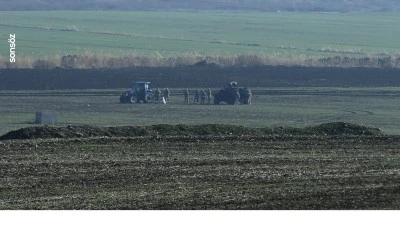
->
[[1, 11, 400, 60], [1, 87, 400, 135]]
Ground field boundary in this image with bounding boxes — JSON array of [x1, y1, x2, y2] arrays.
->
[[2, 54, 400, 69]]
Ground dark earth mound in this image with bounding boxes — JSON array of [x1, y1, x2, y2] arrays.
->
[[305, 122, 382, 135], [0, 122, 383, 140]]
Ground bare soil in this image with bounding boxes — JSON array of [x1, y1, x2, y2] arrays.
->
[[1, 66, 400, 90], [1, 126, 399, 209], [0, 122, 383, 140]]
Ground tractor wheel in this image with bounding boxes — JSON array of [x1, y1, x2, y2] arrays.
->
[[129, 95, 138, 104], [120, 95, 128, 103], [145, 94, 153, 103]]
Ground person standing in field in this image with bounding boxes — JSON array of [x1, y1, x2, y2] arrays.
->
[[200, 90, 206, 105], [194, 89, 200, 104], [234, 90, 240, 105], [247, 89, 252, 105], [184, 89, 190, 104], [164, 88, 170, 102], [207, 88, 212, 104], [155, 88, 162, 102]]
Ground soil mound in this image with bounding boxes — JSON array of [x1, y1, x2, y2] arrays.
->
[[0, 124, 258, 140], [305, 122, 382, 135], [0, 122, 383, 140], [260, 122, 382, 136]]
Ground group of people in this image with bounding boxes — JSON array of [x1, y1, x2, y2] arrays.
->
[[184, 88, 213, 105], [239, 88, 253, 105], [154, 88, 170, 102], [153, 87, 252, 105]]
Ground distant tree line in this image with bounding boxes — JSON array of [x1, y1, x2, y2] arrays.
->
[[0, 0, 399, 12]]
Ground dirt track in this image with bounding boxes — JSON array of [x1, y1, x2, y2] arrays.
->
[[1, 66, 400, 90]]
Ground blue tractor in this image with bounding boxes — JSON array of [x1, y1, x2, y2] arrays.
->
[[120, 81, 154, 104]]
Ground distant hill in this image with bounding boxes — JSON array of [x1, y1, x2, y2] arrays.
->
[[1, 0, 399, 12]]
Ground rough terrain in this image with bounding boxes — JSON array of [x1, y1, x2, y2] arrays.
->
[[1, 123, 399, 209], [0, 122, 383, 140]]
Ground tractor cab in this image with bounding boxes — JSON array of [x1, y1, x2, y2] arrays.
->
[[120, 81, 154, 104], [131, 82, 150, 94]]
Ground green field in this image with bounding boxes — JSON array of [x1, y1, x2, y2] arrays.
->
[[1, 11, 400, 60], [1, 87, 400, 136]]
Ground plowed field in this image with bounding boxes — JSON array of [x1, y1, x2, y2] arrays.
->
[[1, 125, 400, 209]]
